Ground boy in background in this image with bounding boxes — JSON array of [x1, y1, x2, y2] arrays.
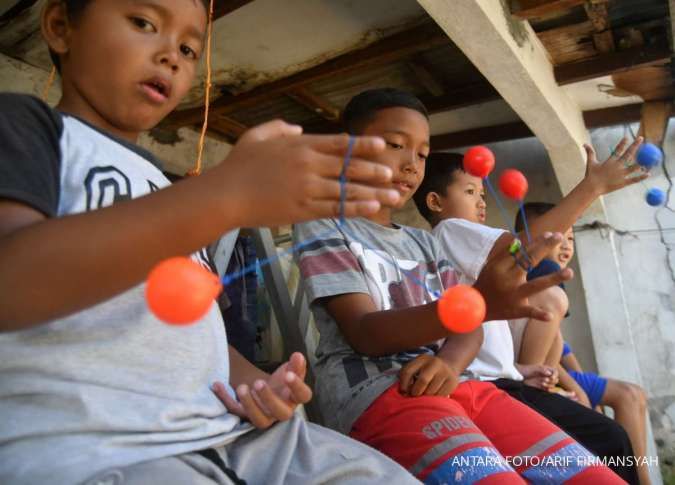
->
[[521, 203, 651, 484], [296, 88, 624, 483], [414, 148, 645, 483]]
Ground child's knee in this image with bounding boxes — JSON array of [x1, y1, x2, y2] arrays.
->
[[533, 286, 568, 322]]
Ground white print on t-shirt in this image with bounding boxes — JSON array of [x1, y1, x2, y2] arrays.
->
[[348, 241, 442, 311]]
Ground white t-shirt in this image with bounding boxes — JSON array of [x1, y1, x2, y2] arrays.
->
[[432, 218, 523, 381], [0, 94, 249, 485]]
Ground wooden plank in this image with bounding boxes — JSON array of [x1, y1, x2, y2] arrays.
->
[[593, 31, 615, 54], [537, 21, 597, 65], [613, 65, 674, 102], [431, 121, 534, 150], [511, 0, 586, 20], [639, 101, 673, 145], [555, 44, 671, 85], [407, 60, 445, 97], [208, 115, 248, 139], [422, 82, 501, 114], [285, 87, 340, 121], [583, 0, 610, 32], [213, 0, 254, 19], [167, 21, 450, 127], [430, 103, 646, 149], [582, 102, 643, 127]]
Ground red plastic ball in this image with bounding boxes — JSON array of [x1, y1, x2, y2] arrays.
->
[[146, 257, 222, 325], [463, 146, 495, 178], [498, 169, 528, 200], [437, 285, 486, 334]]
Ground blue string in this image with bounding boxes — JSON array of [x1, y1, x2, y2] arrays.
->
[[484, 176, 517, 236], [484, 176, 532, 269], [339, 136, 356, 226], [518, 202, 532, 244]]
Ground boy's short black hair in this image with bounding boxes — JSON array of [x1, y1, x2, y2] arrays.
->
[[342, 88, 428, 135], [47, 0, 209, 72], [515, 202, 555, 232], [412, 151, 464, 224]]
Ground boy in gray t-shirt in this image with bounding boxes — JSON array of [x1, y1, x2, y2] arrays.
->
[[295, 88, 624, 483], [0, 2, 419, 484]]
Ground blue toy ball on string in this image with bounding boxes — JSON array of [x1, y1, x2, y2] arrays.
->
[[636, 143, 663, 169], [646, 188, 666, 207]]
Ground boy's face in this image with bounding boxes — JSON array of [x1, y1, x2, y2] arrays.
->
[[360, 107, 430, 209], [47, 0, 207, 138], [550, 227, 575, 268], [434, 170, 486, 224]]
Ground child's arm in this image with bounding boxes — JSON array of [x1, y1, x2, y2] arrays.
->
[[0, 122, 400, 331], [561, 351, 584, 373], [212, 347, 312, 429], [491, 138, 646, 257]]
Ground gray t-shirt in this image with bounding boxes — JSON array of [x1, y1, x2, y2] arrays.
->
[[294, 217, 456, 434], [0, 94, 250, 485]]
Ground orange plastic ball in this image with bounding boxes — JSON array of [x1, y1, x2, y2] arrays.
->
[[463, 146, 495, 178], [498, 169, 528, 200], [146, 257, 222, 325], [437, 285, 486, 333]]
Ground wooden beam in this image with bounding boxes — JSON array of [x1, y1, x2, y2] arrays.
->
[[555, 44, 671, 85], [422, 82, 500, 113], [583, 0, 610, 32], [584, 0, 614, 53], [430, 103, 647, 149], [213, 0, 254, 19], [207, 115, 248, 142], [407, 60, 446, 97], [639, 101, 673, 145], [285, 87, 340, 121], [167, 21, 450, 127], [511, 0, 586, 20], [431, 121, 533, 149], [582, 102, 643, 127]]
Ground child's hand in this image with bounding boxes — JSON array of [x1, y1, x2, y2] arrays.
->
[[212, 352, 313, 429], [399, 354, 460, 397], [219, 120, 401, 228], [516, 363, 559, 390], [583, 137, 648, 196], [476, 232, 574, 322]]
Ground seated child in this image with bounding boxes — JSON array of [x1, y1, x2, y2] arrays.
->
[[414, 150, 644, 483], [0, 2, 421, 483], [522, 203, 652, 485], [295, 88, 625, 483]]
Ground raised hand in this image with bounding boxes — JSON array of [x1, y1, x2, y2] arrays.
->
[[476, 232, 573, 322], [218, 120, 401, 228], [583, 136, 648, 196]]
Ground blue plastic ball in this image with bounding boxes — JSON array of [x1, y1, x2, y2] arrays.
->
[[636, 143, 663, 169], [646, 188, 666, 207]]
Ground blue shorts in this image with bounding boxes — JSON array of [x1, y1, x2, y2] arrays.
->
[[568, 371, 608, 408]]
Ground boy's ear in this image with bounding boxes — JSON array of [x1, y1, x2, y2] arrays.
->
[[425, 192, 444, 213], [41, 1, 72, 59]]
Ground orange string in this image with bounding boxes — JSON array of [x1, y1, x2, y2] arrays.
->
[[187, 0, 214, 177], [41, 66, 57, 102]]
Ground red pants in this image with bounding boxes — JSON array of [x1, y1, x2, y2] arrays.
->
[[350, 381, 624, 484]]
